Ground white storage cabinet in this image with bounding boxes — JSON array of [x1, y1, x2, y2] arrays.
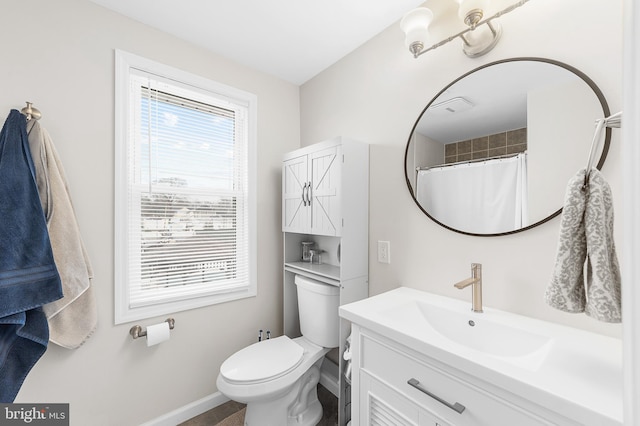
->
[[282, 137, 369, 426], [283, 143, 342, 236]]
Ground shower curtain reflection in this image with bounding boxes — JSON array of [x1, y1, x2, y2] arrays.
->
[[417, 153, 528, 234]]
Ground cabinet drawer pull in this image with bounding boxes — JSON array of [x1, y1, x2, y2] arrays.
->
[[407, 378, 466, 414], [307, 181, 312, 205]]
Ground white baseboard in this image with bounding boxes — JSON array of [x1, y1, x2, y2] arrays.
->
[[141, 392, 230, 426]]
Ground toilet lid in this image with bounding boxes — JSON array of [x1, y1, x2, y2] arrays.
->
[[220, 336, 304, 384]]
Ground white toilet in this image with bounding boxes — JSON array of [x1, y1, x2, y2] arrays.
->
[[216, 274, 340, 426]]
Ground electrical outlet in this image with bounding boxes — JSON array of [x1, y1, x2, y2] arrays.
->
[[377, 241, 391, 264]]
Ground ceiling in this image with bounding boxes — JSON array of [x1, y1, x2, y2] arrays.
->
[[89, 0, 425, 85], [416, 60, 585, 144]]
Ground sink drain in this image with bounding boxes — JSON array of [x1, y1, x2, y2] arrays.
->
[[468, 320, 476, 327]]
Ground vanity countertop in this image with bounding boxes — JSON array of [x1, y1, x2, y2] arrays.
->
[[339, 287, 623, 426]]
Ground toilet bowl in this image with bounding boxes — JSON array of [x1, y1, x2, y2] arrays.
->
[[217, 336, 329, 425], [216, 275, 340, 426]]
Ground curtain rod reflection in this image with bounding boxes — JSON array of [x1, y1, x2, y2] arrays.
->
[[416, 152, 524, 172]]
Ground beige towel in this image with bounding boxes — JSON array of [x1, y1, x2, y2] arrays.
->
[[27, 120, 97, 348], [546, 168, 621, 322]]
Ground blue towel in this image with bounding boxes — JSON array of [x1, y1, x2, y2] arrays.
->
[[0, 110, 62, 402]]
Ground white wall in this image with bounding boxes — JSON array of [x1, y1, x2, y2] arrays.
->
[[528, 79, 605, 221], [1, 0, 299, 424], [301, 0, 624, 337]]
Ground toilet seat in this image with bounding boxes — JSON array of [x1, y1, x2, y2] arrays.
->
[[219, 336, 304, 384]]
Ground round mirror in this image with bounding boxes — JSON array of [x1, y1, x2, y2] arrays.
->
[[404, 57, 611, 236]]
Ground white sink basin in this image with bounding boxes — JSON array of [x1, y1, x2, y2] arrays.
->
[[376, 295, 553, 371], [386, 299, 552, 360]]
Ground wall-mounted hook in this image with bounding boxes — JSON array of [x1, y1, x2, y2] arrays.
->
[[20, 102, 42, 121]]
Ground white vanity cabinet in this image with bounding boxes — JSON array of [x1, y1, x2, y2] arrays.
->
[[282, 136, 369, 426], [353, 328, 556, 426]]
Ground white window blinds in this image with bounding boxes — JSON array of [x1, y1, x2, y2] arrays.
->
[[115, 51, 256, 323]]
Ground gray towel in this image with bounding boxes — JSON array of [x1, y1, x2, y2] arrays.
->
[[546, 168, 621, 322], [27, 120, 97, 348]]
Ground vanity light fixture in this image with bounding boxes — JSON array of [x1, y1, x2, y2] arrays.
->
[[400, 0, 529, 59]]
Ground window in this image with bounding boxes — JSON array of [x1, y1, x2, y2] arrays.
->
[[114, 50, 257, 324]]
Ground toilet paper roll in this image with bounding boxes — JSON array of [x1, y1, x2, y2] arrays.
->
[[146, 322, 170, 347]]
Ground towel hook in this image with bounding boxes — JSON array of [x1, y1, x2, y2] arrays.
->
[[20, 102, 42, 121], [604, 111, 622, 128], [583, 111, 622, 189]]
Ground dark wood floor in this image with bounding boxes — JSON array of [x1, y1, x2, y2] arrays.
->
[[179, 384, 338, 425]]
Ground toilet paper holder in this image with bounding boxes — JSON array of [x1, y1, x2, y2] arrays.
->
[[129, 318, 175, 340]]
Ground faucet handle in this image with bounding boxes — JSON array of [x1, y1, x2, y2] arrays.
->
[[472, 263, 481, 281]]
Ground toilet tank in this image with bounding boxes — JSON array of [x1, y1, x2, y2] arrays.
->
[[294, 275, 340, 348]]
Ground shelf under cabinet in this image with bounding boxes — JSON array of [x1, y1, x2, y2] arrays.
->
[[284, 261, 340, 284]]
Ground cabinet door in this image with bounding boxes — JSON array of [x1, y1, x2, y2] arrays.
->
[[309, 145, 342, 236], [360, 371, 419, 426], [283, 154, 310, 233], [360, 371, 450, 426]]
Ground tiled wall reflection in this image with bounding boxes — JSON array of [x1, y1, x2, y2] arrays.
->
[[444, 128, 527, 164]]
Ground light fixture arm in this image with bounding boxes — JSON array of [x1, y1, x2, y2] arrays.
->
[[459, 19, 499, 48], [410, 0, 530, 59]]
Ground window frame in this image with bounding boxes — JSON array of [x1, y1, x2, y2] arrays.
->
[[114, 50, 257, 324]]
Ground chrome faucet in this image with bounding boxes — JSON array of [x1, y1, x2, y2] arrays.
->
[[454, 263, 483, 313]]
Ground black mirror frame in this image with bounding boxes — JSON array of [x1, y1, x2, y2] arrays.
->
[[404, 57, 612, 237]]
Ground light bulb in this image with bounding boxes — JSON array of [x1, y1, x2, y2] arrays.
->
[[400, 7, 433, 55]]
